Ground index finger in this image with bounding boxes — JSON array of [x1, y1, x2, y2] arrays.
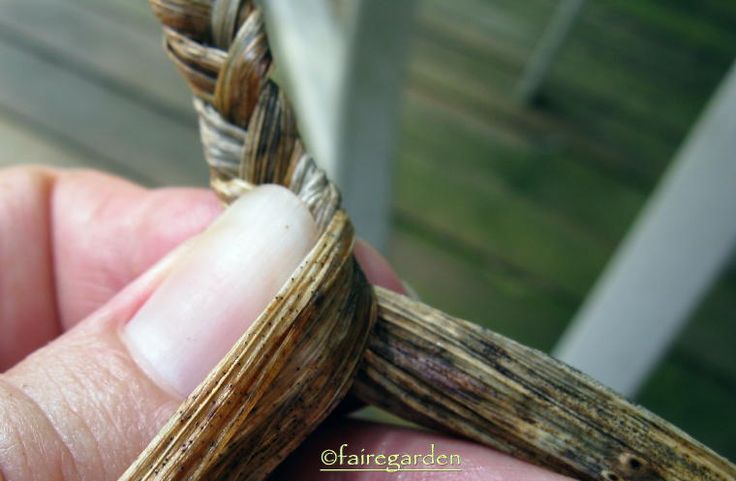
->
[[0, 165, 221, 370]]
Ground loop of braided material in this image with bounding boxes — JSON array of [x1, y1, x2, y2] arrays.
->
[[120, 1, 376, 479]]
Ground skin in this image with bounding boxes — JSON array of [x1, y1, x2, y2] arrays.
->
[[0, 166, 571, 481]]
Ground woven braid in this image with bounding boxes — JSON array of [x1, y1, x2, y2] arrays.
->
[[120, 1, 377, 479], [154, 0, 340, 230]]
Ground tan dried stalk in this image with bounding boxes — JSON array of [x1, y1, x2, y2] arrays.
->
[[121, 212, 375, 480], [119, 1, 736, 480], [357, 288, 735, 481]]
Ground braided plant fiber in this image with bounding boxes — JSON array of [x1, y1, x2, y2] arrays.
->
[[120, 1, 736, 480]]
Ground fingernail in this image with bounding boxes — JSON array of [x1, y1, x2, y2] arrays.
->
[[123, 185, 318, 397]]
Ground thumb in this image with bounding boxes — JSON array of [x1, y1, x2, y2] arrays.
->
[[0, 185, 318, 481]]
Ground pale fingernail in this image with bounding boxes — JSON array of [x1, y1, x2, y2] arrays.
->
[[123, 185, 318, 397]]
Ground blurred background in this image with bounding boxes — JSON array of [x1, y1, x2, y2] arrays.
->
[[0, 0, 734, 460]]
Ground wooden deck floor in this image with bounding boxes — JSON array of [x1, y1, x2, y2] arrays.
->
[[0, 0, 734, 460]]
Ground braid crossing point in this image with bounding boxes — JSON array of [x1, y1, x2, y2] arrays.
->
[[120, 1, 736, 480]]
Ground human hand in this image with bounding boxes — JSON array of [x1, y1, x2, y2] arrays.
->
[[0, 166, 569, 481]]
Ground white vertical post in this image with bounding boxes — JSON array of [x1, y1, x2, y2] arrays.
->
[[258, 0, 344, 177], [515, 0, 586, 105], [333, 0, 415, 252], [554, 61, 736, 397], [260, 0, 415, 251]]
